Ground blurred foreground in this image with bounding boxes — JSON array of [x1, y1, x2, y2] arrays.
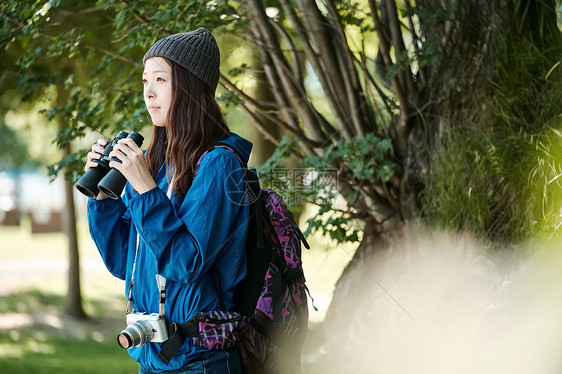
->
[[311, 225, 562, 373]]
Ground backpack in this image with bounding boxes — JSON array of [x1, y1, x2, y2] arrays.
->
[[157, 144, 312, 374]]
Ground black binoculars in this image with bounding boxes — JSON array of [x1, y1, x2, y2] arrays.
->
[[75, 131, 144, 200]]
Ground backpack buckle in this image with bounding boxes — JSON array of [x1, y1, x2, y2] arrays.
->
[[167, 321, 178, 336]]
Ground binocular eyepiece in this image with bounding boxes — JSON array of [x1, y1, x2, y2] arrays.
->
[[75, 131, 144, 200]]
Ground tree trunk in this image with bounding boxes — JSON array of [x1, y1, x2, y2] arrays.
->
[[62, 157, 87, 319], [246, 54, 279, 165], [324, 218, 405, 319], [56, 80, 87, 319], [310, 219, 408, 373]]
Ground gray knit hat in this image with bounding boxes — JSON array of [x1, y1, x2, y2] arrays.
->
[[143, 28, 220, 93]]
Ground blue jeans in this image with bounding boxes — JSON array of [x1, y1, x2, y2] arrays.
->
[[139, 349, 241, 374]]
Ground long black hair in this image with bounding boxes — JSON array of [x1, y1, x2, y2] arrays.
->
[[145, 59, 231, 195]]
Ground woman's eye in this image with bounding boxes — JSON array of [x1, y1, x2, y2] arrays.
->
[[157, 77, 165, 82], [142, 79, 147, 84]]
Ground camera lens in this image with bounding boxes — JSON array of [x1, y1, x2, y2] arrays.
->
[[117, 320, 154, 349]]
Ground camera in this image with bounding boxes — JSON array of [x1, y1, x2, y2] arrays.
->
[[117, 312, 169, 349], [75, 131, 144, 199]]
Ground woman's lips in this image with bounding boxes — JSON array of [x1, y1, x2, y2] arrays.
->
[[148, 106, 160, 112]]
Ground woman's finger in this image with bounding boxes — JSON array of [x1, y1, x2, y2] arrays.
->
[[91, 139, 107, 155], [109, 145, 129, 161], [119, 138, 141, 152], [108, 159, 123, 171], [87, 151, 102, 162], [115, 138, 141, 157], [85, 158, 102, 172], [111, 139, 141, 161], [86, 139, 107, 172], [92, 144, 104, 154]]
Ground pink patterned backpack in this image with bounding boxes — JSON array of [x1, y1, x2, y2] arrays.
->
[[157, 144, 312, 374]]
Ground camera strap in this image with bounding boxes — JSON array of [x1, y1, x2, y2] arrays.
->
[[156, 274, 166, 318], [126, 235, 168, 317], [125, 181, 173, 316], [125, 233, 140, 314]]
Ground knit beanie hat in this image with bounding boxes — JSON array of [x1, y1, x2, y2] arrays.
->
[[143, 28, 220, 93]]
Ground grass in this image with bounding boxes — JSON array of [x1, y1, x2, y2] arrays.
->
[[0, 290, 137, 373], [0, 211, 355, 372], [0, 214, 138, 373], [1, 338, 135, 374]]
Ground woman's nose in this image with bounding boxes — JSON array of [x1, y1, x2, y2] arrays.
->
[[144, 83, 155, 99]]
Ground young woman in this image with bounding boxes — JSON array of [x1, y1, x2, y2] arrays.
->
[[85, 28, 252, 373]]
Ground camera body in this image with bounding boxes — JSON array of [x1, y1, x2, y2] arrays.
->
[[117, 312, 169, 349]]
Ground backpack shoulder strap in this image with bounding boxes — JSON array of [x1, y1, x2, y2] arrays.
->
[[196, 143, 272, 317], [193, 143, 267, 316], [194, 142, 246, 178], [195, 143, 261, 209]]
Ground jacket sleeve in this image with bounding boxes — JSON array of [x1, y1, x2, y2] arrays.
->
[[127, 150, 246, 283], [87, 196, 131, 280]]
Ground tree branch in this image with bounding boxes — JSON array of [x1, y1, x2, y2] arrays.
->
[[325, 0, 369, 138], [355, 52, 396, 116], [220, 73, 317, 144], [278, 0, 353, 140], [119, 0, 174, 35], [293, 0, 358, 140], [21, 25, 142, 67], [369, 0, 409, 154], [246, 24, 302, 136], [244, 0, 328, 144], [235, 99, 314, 158], [403, 0, 426, 86], [82, 44, 141, 67], [268, 18, 304, 84], [56, 7, 104, 17], [385, 0, 417, 101], [235, 101, 281, 147]]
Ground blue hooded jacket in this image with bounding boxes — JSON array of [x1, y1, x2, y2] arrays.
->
[[87, 132, 252, 372]]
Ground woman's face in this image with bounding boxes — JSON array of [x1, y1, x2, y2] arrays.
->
[[143, 57, 172, 127]]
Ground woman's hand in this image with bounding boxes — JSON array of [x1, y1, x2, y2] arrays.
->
[[108, 138, 157, 195], [86, 139, 110, 200], [85, 139, 107, 172]]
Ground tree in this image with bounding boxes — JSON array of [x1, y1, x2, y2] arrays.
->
[[0, 0, 116, 319], [0, 121, 31, 171], [230, 2, 561, 339], [2, 0, 561, 335]]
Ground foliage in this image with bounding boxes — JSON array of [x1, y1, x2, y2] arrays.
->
[[2, 0, 562, 248], [528, 124, 562, 238], [421, 23, 562, 242], [255, 134, 386, 243], [1, 0, 244, 178], [0, 122, 34, 170]]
